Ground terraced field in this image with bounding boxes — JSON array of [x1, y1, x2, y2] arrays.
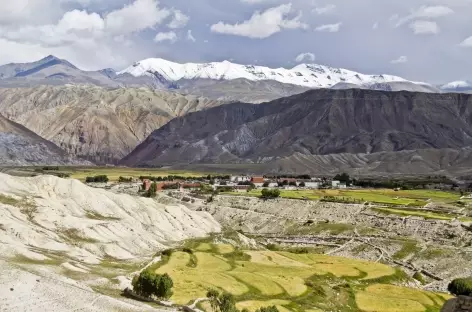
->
[[154, 243, 452, 312], [224, 188, 460, 207]]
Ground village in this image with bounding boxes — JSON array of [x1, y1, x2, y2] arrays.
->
[[140, 174, 348, 194]]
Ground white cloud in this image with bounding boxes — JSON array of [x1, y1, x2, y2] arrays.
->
[[372, 22, 379, 30], [295, 52, 315, 63], [167, 10, 189, 29], [313, 4, 336, 15], [409, 20, 439, 34], [394, 5, 454, 27], [187, 30, 196, 42], [105, 0, 171, 35], [459, 36, 472, 47], [0, 10, 105, 47], [391, 55, 408, 64], [315, 22, 342, 32], [0, 0, 56, 25], [210, 4, 308, 39], [154, 31, 177, 43]]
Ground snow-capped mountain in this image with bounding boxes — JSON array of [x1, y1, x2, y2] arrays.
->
[[118, 58, 425, 89], [440, 80, 472, 92]]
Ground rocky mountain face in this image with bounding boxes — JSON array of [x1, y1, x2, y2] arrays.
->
[[0, 55, 164, 89], [121, 89, 472, 169], [0, 114, 87, 166], [0, 85, 224, 164]]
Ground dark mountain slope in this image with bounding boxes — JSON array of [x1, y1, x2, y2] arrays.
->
[[121, 89, 472, 167], [0, 114, 88, 166]]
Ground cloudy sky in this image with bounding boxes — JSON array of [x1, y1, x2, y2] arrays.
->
[[0, 0, 471, 83]]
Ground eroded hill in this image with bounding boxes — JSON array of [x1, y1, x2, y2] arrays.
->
[[0, 85, 225, 164]]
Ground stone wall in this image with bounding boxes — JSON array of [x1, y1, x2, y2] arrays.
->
[[441, 296, 472, 312]]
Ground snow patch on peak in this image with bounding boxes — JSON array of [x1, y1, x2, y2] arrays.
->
[[441, 80, 472, 90], [118, 58, 419, 89]]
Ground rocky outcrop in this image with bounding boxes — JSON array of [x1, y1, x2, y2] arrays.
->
[[441, 296, 472, 312], [0, 85, 224, 164]]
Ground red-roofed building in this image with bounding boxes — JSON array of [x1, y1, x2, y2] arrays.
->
[[251, 176, 265, 187]]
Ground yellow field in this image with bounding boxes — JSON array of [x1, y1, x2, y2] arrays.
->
[[279, 252, 396, 279], [236, 300, 292, 312], [217, 244, 235, 254], [356, 291, 426, 312], [196, 243, 213, 251], [57, 167, 215, 182], [152, 243, 448, 311]]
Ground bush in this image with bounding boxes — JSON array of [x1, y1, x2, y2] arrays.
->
[[182, 247, 193, 254], [85, 175, 109, 183], [448, 277, 472, 296], [288, 181, 297, 186], [263, 182, 270, 187], [266, 243, 279, 251], [261, 188, 280, 199], [299, 181, 306, 187], [413, 272, 425, 284], [119, 176, 132, 182], [256, 306, 279, 312], [161, 249, 173, 257], [132, 270, 173, 299]]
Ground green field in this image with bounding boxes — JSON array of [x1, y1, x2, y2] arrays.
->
[[18, 166, 217, 182], [152, 243, 451, 312], [223, 188, 460, 207]]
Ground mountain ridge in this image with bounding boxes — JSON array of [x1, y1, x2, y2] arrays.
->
[[118, 57, 420, 89], [120, 88, 472, 169]]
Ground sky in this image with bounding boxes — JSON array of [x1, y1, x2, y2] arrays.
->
[[0, 0, 471, 84]]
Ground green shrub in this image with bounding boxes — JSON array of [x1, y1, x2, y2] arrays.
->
[[266, 243, 279, 251], [261, 188, 280, 199], [85, 175, 109, 183], [182, 247, 193, 254], [256, 306, 279, 312], [161, 249, 173, 257], [448, 277, 472, 296], [119, 176, 133, 182], [413, 272, 425, 284]]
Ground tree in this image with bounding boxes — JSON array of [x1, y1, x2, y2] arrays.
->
[[156, 273, 173, 299], [145, 182, 157, 198], [207, 289, 220, 312], [448, 277, 472, 296], [334, 173, 351, 186], [132, 270, 174, 299], [132, 269, 160, 298], [261, 188, 280, 199], [206, 290, 238, 312]]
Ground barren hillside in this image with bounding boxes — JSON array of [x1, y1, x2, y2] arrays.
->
[[0, 114, 87, 166], [0, 173, 220, 311], [121, 89, 472, 174], [0, 85, 224, 164]]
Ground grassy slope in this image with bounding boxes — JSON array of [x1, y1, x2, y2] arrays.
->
[[153, 243, 451, 312]]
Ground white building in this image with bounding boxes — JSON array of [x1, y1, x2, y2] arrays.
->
[[230, 176, 251, 183], [332, 180, 347, 189], [304, 181, 320, 189]]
